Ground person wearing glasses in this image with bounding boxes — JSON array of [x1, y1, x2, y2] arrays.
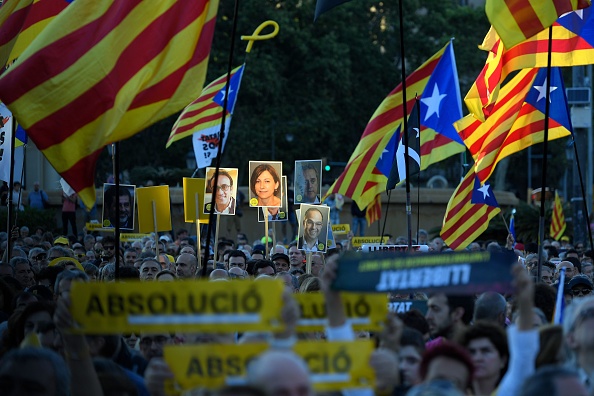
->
[[569, 275, 594, 300], [205, 170, 236, 215], [298, 207, 325, 252]]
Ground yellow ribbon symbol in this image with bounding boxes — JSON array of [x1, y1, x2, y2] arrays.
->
[[241, 20, 280, 53]]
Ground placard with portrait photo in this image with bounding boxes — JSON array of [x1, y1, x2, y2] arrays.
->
[[294, 160, 322, 205], [248, 161, 282, 208], [203, 167, 239, 216], [258, 176, 288, 222], [297, 204, 330, 253], [102, 184, 136, 230]]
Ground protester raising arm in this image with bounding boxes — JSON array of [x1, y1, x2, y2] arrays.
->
[[496, 263, 539, 396], [54, 294, 104, 396]]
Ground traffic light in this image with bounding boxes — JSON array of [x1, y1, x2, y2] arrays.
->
[[324, 164, 331, 172]]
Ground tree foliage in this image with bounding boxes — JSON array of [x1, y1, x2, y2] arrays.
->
[[97, 0, 490, 186]]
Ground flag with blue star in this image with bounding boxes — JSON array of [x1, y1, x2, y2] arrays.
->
[[387, 100, 421, 189], [456, 67, 572, 185], [441, 168, 500, 250]]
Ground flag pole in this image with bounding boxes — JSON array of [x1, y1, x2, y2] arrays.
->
[[380, 191, 391, 244], [570, 134, 594, 249], [5, 115, 16, 259], [397, 0, 412, 250], [113, 142, 121, 280], [14, 144, 26, 226], [416, 97, 421, 243], [537, 27, 554, 283], [202, 0, 241, 277]]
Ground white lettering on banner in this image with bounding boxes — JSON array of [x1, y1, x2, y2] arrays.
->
[[388, 302, 412, 313], [375, 264, 472, 291]]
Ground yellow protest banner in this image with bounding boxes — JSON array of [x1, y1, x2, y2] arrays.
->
[[295, 341, 375, 391], [136, 185, 172, 233], [69, 280, 285, 334], [331, 224, 350, 235], [294, 293, 387, 332], [351, 236, 389, 248], [120, 233, 150, 242], [165, 343, 269, 390], [183, 178, 210, 224], [85, 222, 104, 231], [164, 341, 375, 392]]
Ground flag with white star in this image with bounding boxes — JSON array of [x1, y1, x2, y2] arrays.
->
[[386, 100, 421, 189], [455, 66, 572, 185], [441, 168, 500, 251], [466, 6, 594, 122], [325, 41, 465, 223]]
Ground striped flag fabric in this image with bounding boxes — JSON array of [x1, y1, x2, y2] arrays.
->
[[456, 67, 572, 185], [0, 0, 219, 209], [0, 0, 71, 69], [365, 193, 382, 226], [485, 0, 590, 49], [467, 8, 594, 121], [441, 168, 501, 251], [550, 190, 567, 240], [325, 41, 464, 216]]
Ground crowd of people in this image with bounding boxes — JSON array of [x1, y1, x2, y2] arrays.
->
[[0, 223, 593, 396]]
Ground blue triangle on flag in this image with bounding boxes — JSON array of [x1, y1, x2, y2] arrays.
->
[[525, 67, 573, 132], [213, 65, 245, 111], [376, 125, 399, 177], [471, 176, 499, 207]]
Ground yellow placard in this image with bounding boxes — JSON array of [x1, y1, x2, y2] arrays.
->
[[183, 178, 210, 224], [295, 293, 387, 332], [69, 280, 285, 334], [296, 341, 375, 391], [120, 233, 150, 242], [331, 224, 350, 235], [164, 341, 375, 392], [85, 222, 104, 231], [165, 343, 269, 391], [351, 236, 389, 248], [136, 185, 172, 233]]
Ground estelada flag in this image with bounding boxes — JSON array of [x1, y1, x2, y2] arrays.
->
[[0, 0, 219, 209], [485, 0, 590, 49]]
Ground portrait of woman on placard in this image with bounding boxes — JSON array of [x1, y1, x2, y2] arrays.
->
[[250, 163, 281, 207]]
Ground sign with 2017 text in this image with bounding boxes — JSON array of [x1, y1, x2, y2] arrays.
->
[[332, 251, 516, 295], [164, 341, 375, 393], [294, 293, 387, 332], [69, 280, 285, 334]]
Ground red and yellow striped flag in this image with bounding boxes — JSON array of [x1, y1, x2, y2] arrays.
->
[[0, 0, 70, 69], [326, 42, 464, 214], [365, 194, 382, 225], [0, 0, 219, 209], [486, 0, 590, 49], [456, 67, 572, 185], [441, 168, 500, 250], [550, 190, 566, 240]]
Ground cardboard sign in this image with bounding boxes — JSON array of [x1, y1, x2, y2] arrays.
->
[[69, 280, 285, 334], [102, 183, 136, 230], [331, 224, 350, 235], [183, 178, 210, 223], [258, 175, 288, 222], [136, 186, 172, 233], [165, 343, 269, 390], [85, 222, 104, 231], [295, 293, 388, 332], [361, 244, 429, 253], [333, 251, 517, 295], [120, 233, 150, 242], [164, 341, 375, 392], [351, 236, 389, 248]]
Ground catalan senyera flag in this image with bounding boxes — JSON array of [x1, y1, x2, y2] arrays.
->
[[441, 168, 501, 251], [0, 0, 71, 69], [326, 41, 465, 216], [550, 190, 567, 240], [485, 0, 590, 49], [0, 0, 219, 209], [467, 8, 594, 121], [456, 67, 572, 185]]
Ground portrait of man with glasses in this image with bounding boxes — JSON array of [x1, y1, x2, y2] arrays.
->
[[297, 204, 330, 253], [203, 167, 238, 215]]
